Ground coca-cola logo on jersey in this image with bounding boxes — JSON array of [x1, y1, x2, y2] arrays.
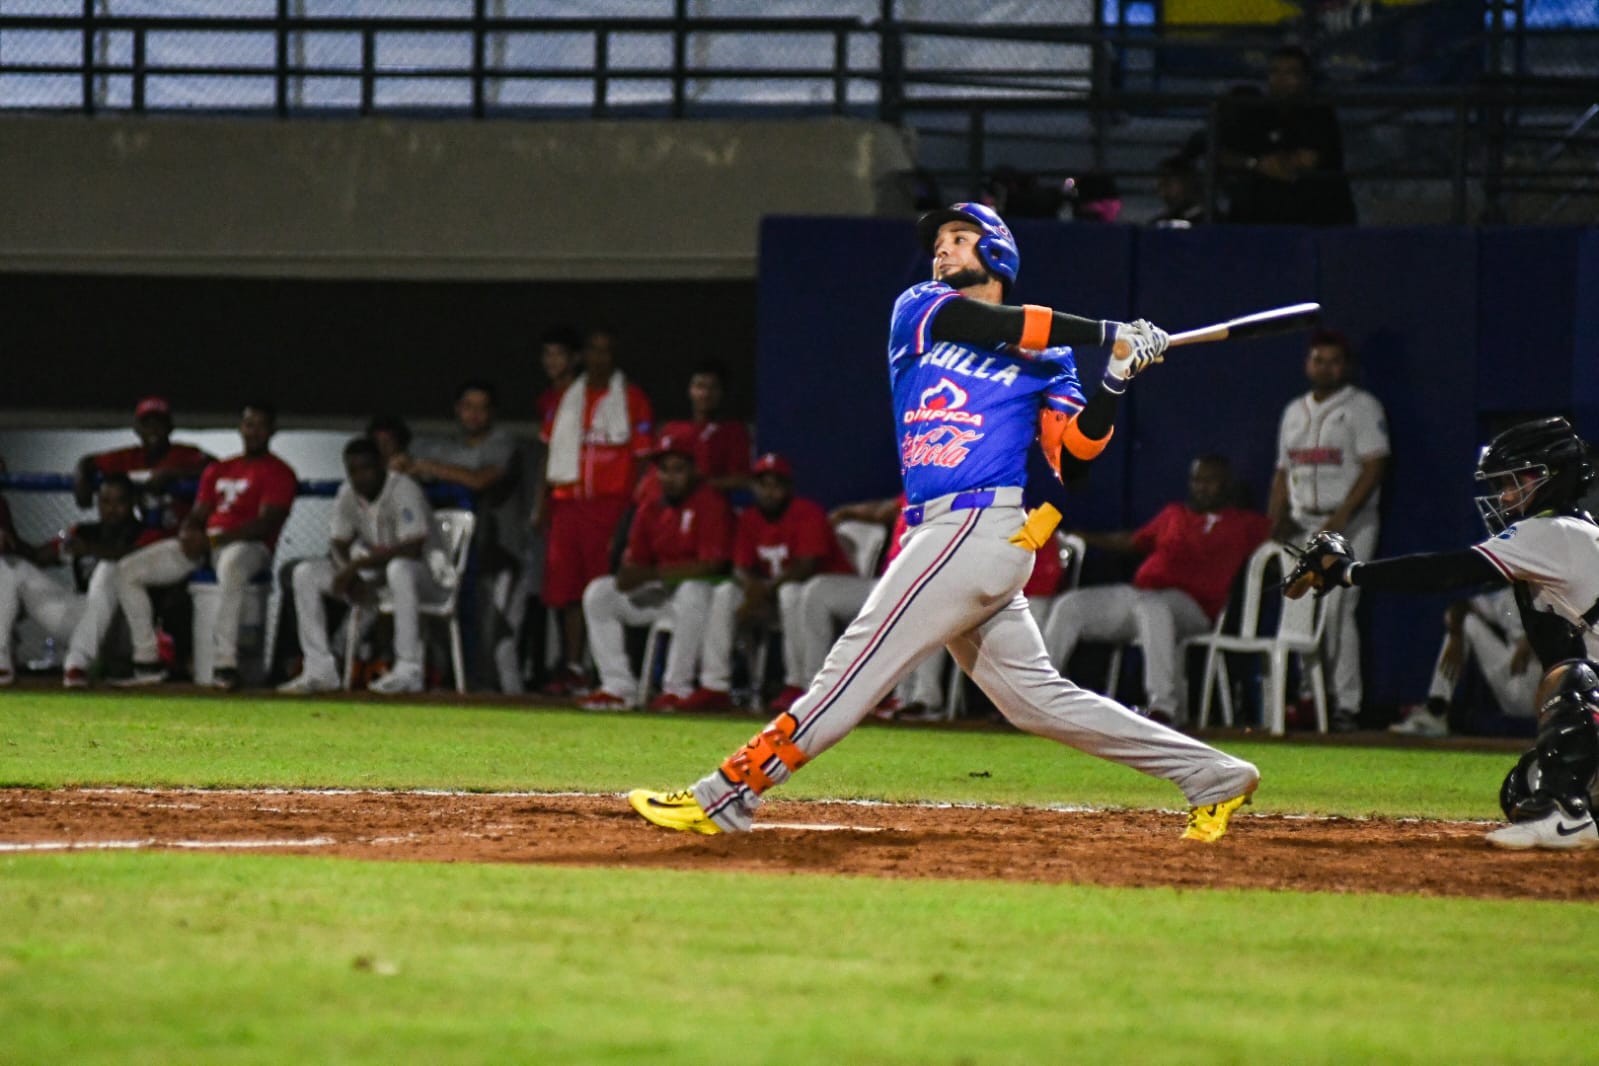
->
[[901, 425, 983, 468]]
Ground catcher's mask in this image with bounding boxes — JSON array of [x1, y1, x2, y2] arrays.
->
[[1474, 416, 1595, 533], [916, 202, 1020, 289]]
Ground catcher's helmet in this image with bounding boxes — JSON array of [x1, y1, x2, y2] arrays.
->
[[1474, 416, 1595, 532], [916, 202, 1020, 287]]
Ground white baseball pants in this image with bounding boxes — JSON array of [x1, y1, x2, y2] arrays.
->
[[116, 539, 270, 670], [1040, 584, 1211, 721], [1426, 609, 1538, 718], [1316, 519, 1377, 712], [291, 556, 447, 681], [700, 580, 809, 693], [692, 499, 1258, 831], [582, 576, 716, 702]]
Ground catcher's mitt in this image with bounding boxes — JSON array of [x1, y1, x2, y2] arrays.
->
[[1283, 531, 1356, 600]]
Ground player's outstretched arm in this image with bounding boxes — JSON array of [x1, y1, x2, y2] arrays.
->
[[929, 299, 1170, 364]]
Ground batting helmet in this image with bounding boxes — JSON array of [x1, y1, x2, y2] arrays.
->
[[1474, 416, 1596, 532], [915, 202, 1020, 287]]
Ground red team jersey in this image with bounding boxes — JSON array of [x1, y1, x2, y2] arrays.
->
[[1131, 503, 1271, 620], [92, 442, 211, 478], [733, 496, 853, 579], [196, 453, 298, 549], [634, 418, 753, 505], [625, 481, 733, 569], [1023, 535, 1064, 597], [544, 382, 654, 501]]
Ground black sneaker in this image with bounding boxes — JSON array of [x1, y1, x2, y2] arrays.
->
[[1331, 708, 1360, 733], [209, 667, 240, 692]]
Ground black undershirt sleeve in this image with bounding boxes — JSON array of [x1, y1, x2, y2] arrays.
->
[[928, 298, 1109, 349], [1055, 388, 1121, 484], [1351, 548, 1506, 594]]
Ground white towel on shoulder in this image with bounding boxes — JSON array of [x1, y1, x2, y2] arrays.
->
[[546, 370, 632, 485]]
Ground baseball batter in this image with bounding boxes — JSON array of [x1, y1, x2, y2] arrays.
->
[[1268, 331, 1389, 729], [629, 203, 1260, 841], [1287, 416, 1599, 848]]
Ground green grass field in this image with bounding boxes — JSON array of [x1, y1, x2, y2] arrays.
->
[[1, 691, 1591, 1065]]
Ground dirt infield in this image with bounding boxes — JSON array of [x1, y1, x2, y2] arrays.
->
[[4, 787, 1597, 901]]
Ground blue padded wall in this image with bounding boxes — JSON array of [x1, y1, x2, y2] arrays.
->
[[757, 219, 1594, 711]]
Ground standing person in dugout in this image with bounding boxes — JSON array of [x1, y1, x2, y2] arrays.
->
[[628, 202, 1260, 841], [1268, 330, 1390, 731], [1284, 416, 1599, 850]]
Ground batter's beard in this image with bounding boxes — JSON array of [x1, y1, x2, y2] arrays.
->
[[940, 266, 993, 291]]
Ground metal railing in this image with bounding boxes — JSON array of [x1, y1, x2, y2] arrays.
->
[[0, 7, 1595, 222]]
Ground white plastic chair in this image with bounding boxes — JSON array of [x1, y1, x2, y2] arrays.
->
[[942, 531, 1085, 720], [343, 509, 476, 694], [1192, 540, 1329, 735]]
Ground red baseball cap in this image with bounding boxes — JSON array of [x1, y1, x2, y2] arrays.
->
[[752, 452, 793, 479], [649, 424, 698, 463], [134, 396, 171, 419]]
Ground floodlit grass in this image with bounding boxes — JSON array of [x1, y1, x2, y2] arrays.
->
[[1, 854, 1593, 1065], [0, 691, 1509, 819], [0, 691, 1578, 1064]]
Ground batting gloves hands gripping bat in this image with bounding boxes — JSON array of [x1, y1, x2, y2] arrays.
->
[[1008, 501, 1063, 552], [1283, 531, 1358, 600], [1103, 319, 1169, 394]]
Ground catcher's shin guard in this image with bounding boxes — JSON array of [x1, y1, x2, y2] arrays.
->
[[718, 711, 810, 795]]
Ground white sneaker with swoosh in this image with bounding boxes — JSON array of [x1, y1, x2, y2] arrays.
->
[[1486, 802, 1599, 851]]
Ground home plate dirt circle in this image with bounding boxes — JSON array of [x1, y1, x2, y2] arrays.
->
[[2, 788, 1595, 901]]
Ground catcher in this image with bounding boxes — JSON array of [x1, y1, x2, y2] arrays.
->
[[1285, 415, 1599, 849]]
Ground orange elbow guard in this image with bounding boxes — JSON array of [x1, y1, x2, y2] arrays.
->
[[1020, 304, 1053, 351], [719, 712, 810, 795], [1062, 416, 1113, 460]]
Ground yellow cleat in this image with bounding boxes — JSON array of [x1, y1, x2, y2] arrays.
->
[[628, 788, 722, 835], [1181, 787, 1256, 842]]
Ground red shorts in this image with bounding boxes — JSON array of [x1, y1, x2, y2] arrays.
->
[[544, 496, 630, 607]]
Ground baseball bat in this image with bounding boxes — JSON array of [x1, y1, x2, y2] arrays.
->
[[1162, 302, 1321, 349]]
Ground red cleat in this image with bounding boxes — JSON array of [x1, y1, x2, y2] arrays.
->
[[577, 690, 630, 711], [647, 692, 684, 711], [676, 687, 733, 712], [768, 685, 806, 712]]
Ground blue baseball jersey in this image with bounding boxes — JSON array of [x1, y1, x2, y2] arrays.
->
[[888, 281, 1086, 504]]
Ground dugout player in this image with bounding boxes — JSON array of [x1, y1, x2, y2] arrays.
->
[[114, 403, 297, 691], [0, 475, 160, 687], [628, 202, 1260, 840], [577, 427, 732, 710], [1043, 454, 1270, 727], [1268, 330, 1389, 731], [279, 437, 446, 696], [538, 329, 655, 695], [695, 452, 854, 711], [73, 396, 213, 533], [1287, 416, 1599, 848]]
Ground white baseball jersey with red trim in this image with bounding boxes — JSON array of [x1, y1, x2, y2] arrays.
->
[[1472, 513, 1599, 658]]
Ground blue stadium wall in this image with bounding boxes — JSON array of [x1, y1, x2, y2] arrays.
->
[[756, 220, 1599, 710]]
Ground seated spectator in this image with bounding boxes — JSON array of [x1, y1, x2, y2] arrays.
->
[[577, 428, 731, 710], [1390, 588, 1536, 738], [394, 380, 525, 692], [1063, 171, 1122, 223], [1041, 455, 1270, 727], [1148, 154, 1207, 228], [280, 437, 445, 696], [538, 327, 654, 694], [635, 358, 753, 506], [1215, 45, 1357, 226], [696, 452, 854, 710], [1, 475, 160, 687], [73, 396, 213, 534], [365, 414, 413, 466], [114, 403, 296, 690]]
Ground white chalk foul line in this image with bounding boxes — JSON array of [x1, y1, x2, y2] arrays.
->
[[754, 822, 886, 833], [0, 837, 337, 853]]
